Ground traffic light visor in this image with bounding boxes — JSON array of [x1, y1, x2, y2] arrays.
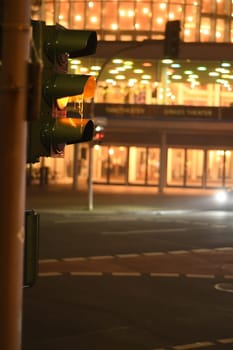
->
[[46, 27, 97, 59], [52, 118, 94, 144], [45, 75, 96, 109]]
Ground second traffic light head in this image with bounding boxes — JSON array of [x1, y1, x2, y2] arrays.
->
[[164, 20, 181, 59]]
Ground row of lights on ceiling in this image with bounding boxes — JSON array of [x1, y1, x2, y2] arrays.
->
[[70, 58, 233, 89]]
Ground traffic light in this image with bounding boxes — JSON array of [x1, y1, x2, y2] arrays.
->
[[27, 21, 97, 163], [93, 125, 105, 145], [164, 20, 181, 59]]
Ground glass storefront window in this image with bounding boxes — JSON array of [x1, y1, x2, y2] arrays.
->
[[108, 146, 127, 183], [71, 2, 85, 29], [216, 0, 231, 15], [93, 145, 109, 183], [167, 148, 185, 186], [118, 2, 135, 30], [200, 17, 212, 41], [103, 2, 119, 31], [147, 148, 160, 185], [128, 147, 146, 184], [44, 2, 55, 25], [216, 18, 226, 42], [168, 4, 183, 22], [152, 2, 167, 32], [86, 1, 101, 30], [224, 150, 233, 187], [33, 0, 233, 43], [201, 0, 214, 13], [57, 2, 70, 28], [135, 2, 151, 31], [206, 149, 233, 188], [185, 149, 204, 187], [184, 5, 199, 41], [206, 150, 225, 187]]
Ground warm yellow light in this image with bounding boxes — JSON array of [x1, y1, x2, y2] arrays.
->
[[128, 10, 134, 17], [112, 58, 123, 64], [157, 17, 163, 24], [160, 3, 166, 10], [142, 74, 151, 79], [116, 74, 125, 80], [56, 97, 69, 110], [91, 65, 101, 71], [169, 13, 175, 20], [75, 15, 82, 21], [111, 23, 118, 30], [162, 59, 173, 64], [172, 75, 182, 80], [71, 59, 81, 65], [109, 69, 118, 74], [134, 69, 143, 74], [80, 67, 88, 73], [90, 16, 97, 23], [83, 76, 96, 99], [143, 7, 149, 14]]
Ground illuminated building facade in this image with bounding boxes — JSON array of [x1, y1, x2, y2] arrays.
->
[[29, 1, 233, 190]]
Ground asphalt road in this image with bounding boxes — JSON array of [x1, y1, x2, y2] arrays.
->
[[23, 189, 233, 350]]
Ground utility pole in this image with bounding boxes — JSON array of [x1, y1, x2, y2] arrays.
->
[[0, 0, 30, 349]]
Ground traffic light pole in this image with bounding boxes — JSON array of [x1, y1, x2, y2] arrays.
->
[[88, 143, 94, 210], [0, 0, 30, 349]]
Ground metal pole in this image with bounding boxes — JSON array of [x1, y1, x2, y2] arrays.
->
[[72, 144, 79, 191], [0, 0, 30, 349], [88, 143, 93, 210]]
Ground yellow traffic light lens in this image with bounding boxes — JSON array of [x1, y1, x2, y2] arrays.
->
[[56, 96, 69, 110], [83, 76, 96, 99], [56, 76, 96, 109]]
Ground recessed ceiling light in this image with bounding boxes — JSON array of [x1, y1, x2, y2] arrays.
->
[[197, 66, 207, 71]]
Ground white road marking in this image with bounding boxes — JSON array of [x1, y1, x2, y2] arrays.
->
[[217, 337, 233, 344], [186, 274, 215, 279], [89, 255, 114, 260], [38, 272, 62, 277], [101, 228, 187, 235], [173, 341, 214, 349], [116, 253, 140, 258], [143, 252, 165, 256], [191, 249, 211, 253], [150, 273, 180, 277], [112, 272, 141, 277], [39, 259, 59, 263], [211, 224, 227, 228], [62, 257, 87, 262], [152, 338, 233, 350], [192, 222, 209, 226], [215, 247, 233, 251], [215, 283, 233, 293], [169, 250, 188, 255], [70, 272, 103, 276]]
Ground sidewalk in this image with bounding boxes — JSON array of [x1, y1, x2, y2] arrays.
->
[[26, 184, 215, 212]]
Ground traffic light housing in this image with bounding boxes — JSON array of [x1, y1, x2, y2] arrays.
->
[[27, 21, 97, 163], [164, 20, 181, 59]]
